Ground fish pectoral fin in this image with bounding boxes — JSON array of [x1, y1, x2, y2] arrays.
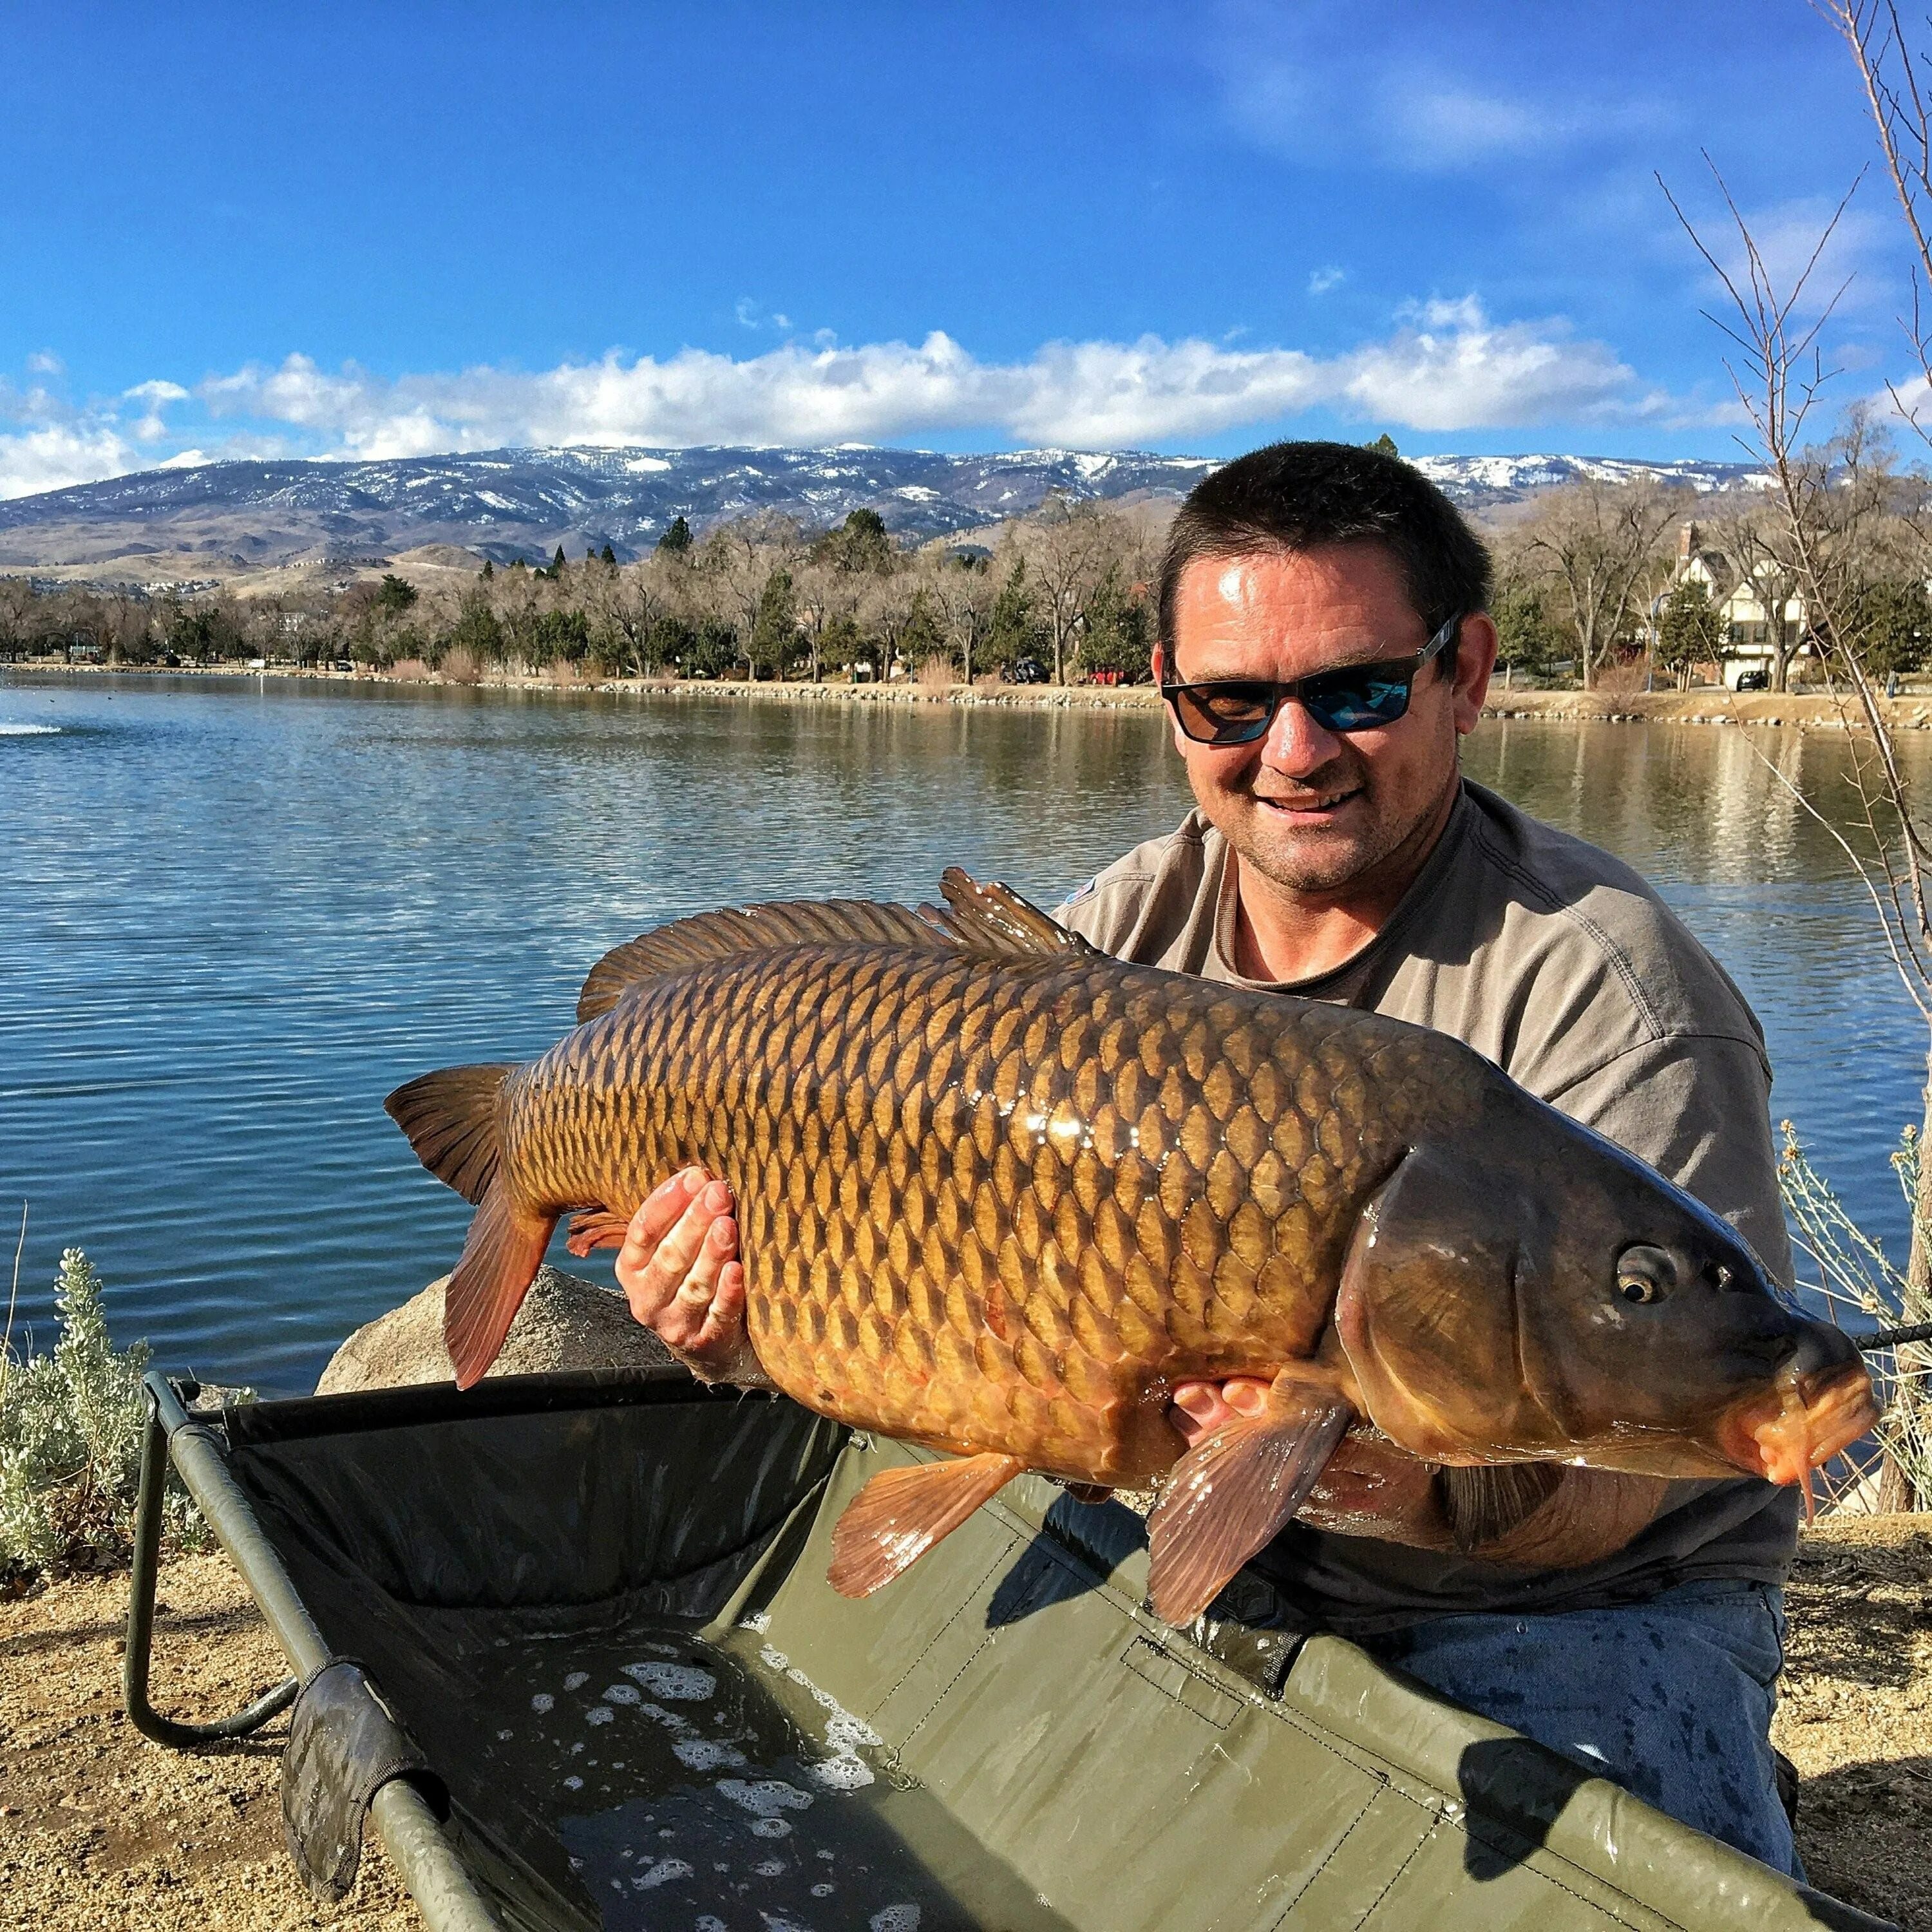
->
[[1146, 1379, 1352, 1626], [1437, 1463, 1564, 1553], [565, 1208, 632, 1256], [827, 1451, 1027, 1599]]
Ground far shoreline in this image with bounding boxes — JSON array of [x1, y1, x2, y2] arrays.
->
[[8, 659, 1932, 730]]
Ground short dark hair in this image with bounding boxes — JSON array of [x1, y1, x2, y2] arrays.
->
[[1157, 440, 1492, 672]]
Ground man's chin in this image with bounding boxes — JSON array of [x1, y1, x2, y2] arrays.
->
[[1235, 806, 1387, 895]]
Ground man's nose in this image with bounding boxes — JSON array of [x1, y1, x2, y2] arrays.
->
[[1260, 697, 1345, 775]]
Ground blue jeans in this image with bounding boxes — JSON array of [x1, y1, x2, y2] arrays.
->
[[1364, 1580, 1799, 1877]]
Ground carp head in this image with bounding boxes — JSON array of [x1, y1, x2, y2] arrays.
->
[[1332, 1097, 1879, 1495]]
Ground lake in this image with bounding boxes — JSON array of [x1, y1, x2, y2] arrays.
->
[[0, 672, 1922, 1394]]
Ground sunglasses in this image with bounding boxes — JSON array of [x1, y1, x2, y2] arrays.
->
[[1161, 611, 1462, 745]]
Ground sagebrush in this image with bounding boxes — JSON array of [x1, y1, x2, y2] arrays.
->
[[1779, 1124, 1932, 1509], [0, 1247, 214, 1578]]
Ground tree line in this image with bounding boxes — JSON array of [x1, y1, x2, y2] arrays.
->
[[0, 496, 1163, 687]]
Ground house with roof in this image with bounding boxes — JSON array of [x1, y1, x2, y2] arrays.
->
[[1668, 521, 1808, 688]]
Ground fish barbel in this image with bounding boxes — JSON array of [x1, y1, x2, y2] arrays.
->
[[387, 871, 1878, 1622]]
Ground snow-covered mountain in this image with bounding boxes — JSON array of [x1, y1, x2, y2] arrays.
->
[[0, 445, 1765, 583]]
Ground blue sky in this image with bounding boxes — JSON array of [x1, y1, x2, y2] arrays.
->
[[0, 1, 1899, 495]]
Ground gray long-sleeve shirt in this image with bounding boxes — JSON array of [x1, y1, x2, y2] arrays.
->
[[1059, 779, 1800, 1634]]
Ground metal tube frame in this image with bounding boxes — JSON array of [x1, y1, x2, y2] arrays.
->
[[122, 1370, 502, 1932]]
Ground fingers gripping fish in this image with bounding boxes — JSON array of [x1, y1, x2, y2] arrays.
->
[[386, 871, 1878, 1625]]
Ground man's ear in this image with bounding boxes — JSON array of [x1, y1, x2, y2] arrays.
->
[[1153, 641, 1189, 758], [1450, 612, 1499, 735]]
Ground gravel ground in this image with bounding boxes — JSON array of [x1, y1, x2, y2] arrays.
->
[[0, 1553, 413, 1931], [3, 1520, 1927, 1932]]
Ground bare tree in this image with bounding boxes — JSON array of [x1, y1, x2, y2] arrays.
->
[[1015, 497, 1116, 685], [1517, 478, 1683, 690], [924, 553, 996, 685], [1665, 122, 1932, 1502]]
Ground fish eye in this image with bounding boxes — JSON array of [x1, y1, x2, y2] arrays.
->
[[1615, 1244, 1676, 1306]]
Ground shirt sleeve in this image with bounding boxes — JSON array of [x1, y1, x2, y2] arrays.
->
[[1542, 1034, 1794, 1288]]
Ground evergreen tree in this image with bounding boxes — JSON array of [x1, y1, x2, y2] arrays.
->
[[1492, 583, 1562, 679], [899, 589, 946, 667], [983, 558, 1039, 670], [1655, 580, 1723, 688], [600, 543, 617, 567], [811, 507, 895, 575], [1848, 579, 1932, 677], [750, 569, 798, 679], [1079, 565, 1153, 681], [479, 557, 494, 581], [550, 545, 567, 577], [1368, 433, 1400, 457], [658, 516, 694, 556], [376, 573, 419, 614]]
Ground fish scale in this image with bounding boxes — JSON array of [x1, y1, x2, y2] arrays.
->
[[497, 934, 1431, 1485]]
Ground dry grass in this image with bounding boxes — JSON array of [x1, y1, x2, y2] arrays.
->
[[437, 647, 480, 685], [384, 659, 431, 683]]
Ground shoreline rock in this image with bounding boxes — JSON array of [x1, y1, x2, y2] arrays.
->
[[315, 1264, 675, 1394]]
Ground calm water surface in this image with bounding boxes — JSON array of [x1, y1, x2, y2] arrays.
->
[[0, 673, 1921, 1392]]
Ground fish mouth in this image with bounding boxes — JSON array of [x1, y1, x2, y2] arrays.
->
[[1716, 1358, 1881, 1504]]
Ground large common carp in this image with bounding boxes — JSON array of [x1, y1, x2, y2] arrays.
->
[[387, 871, 1877, 1623]]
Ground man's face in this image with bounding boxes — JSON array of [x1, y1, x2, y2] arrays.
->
[[1157, 542, 1495, 898]]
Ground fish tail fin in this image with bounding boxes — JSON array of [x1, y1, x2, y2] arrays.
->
[[384, 1063, 518, 1204], [1146, 1376, 1352, 1626], [442, 1177, 556, 1388], [828, 1452, 1025, 1598]]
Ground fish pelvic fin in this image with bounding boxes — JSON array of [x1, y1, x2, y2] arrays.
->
[[1146, 1376, 1353, 1626], [384, 1063, 516, 1205], [827, 1451, 1026, 1598], [1437, 1463, 1564, 1553], [442, 1177, 556, 1389]]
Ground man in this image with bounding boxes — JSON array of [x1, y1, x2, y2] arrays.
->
[[612, 442, 1803, 1874]]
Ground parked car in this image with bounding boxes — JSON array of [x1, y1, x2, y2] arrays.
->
[[1005, 657, 1049, 685], [1735, 668, 1770, 692]]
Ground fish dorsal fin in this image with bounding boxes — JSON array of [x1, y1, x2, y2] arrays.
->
[[927, 867, 1099, 959], [576, 871, 1095, 1023]]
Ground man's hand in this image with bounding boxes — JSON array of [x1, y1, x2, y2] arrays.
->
[[615, 1168, 749, 1376]]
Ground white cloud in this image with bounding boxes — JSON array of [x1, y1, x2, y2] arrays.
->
[[0, 421, 136, 499], [191, 303, 1643, 459], [25, 350, 64, 377], [1307, 265, 1345, 296], [122, 378, 191, 442]]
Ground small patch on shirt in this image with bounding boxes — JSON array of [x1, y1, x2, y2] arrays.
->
[[1061, 876, 1099, 909]]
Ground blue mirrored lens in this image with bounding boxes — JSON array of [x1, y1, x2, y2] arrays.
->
[[1305, 675, 1411, 732]]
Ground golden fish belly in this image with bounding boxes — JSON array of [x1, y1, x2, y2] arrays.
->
[[504, 940, 1461, 1486]]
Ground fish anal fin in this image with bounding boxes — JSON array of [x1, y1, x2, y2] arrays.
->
[[931, 868, 1099, 958], [443, 1178, 556, 1389], [1437, 1463, 1564, 1553], [565, 1208, 632, 1256], [1146, 1376, 1352, 1626], [827, 1451, 1026, 1598], [384, 1064, 514, 1205]]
